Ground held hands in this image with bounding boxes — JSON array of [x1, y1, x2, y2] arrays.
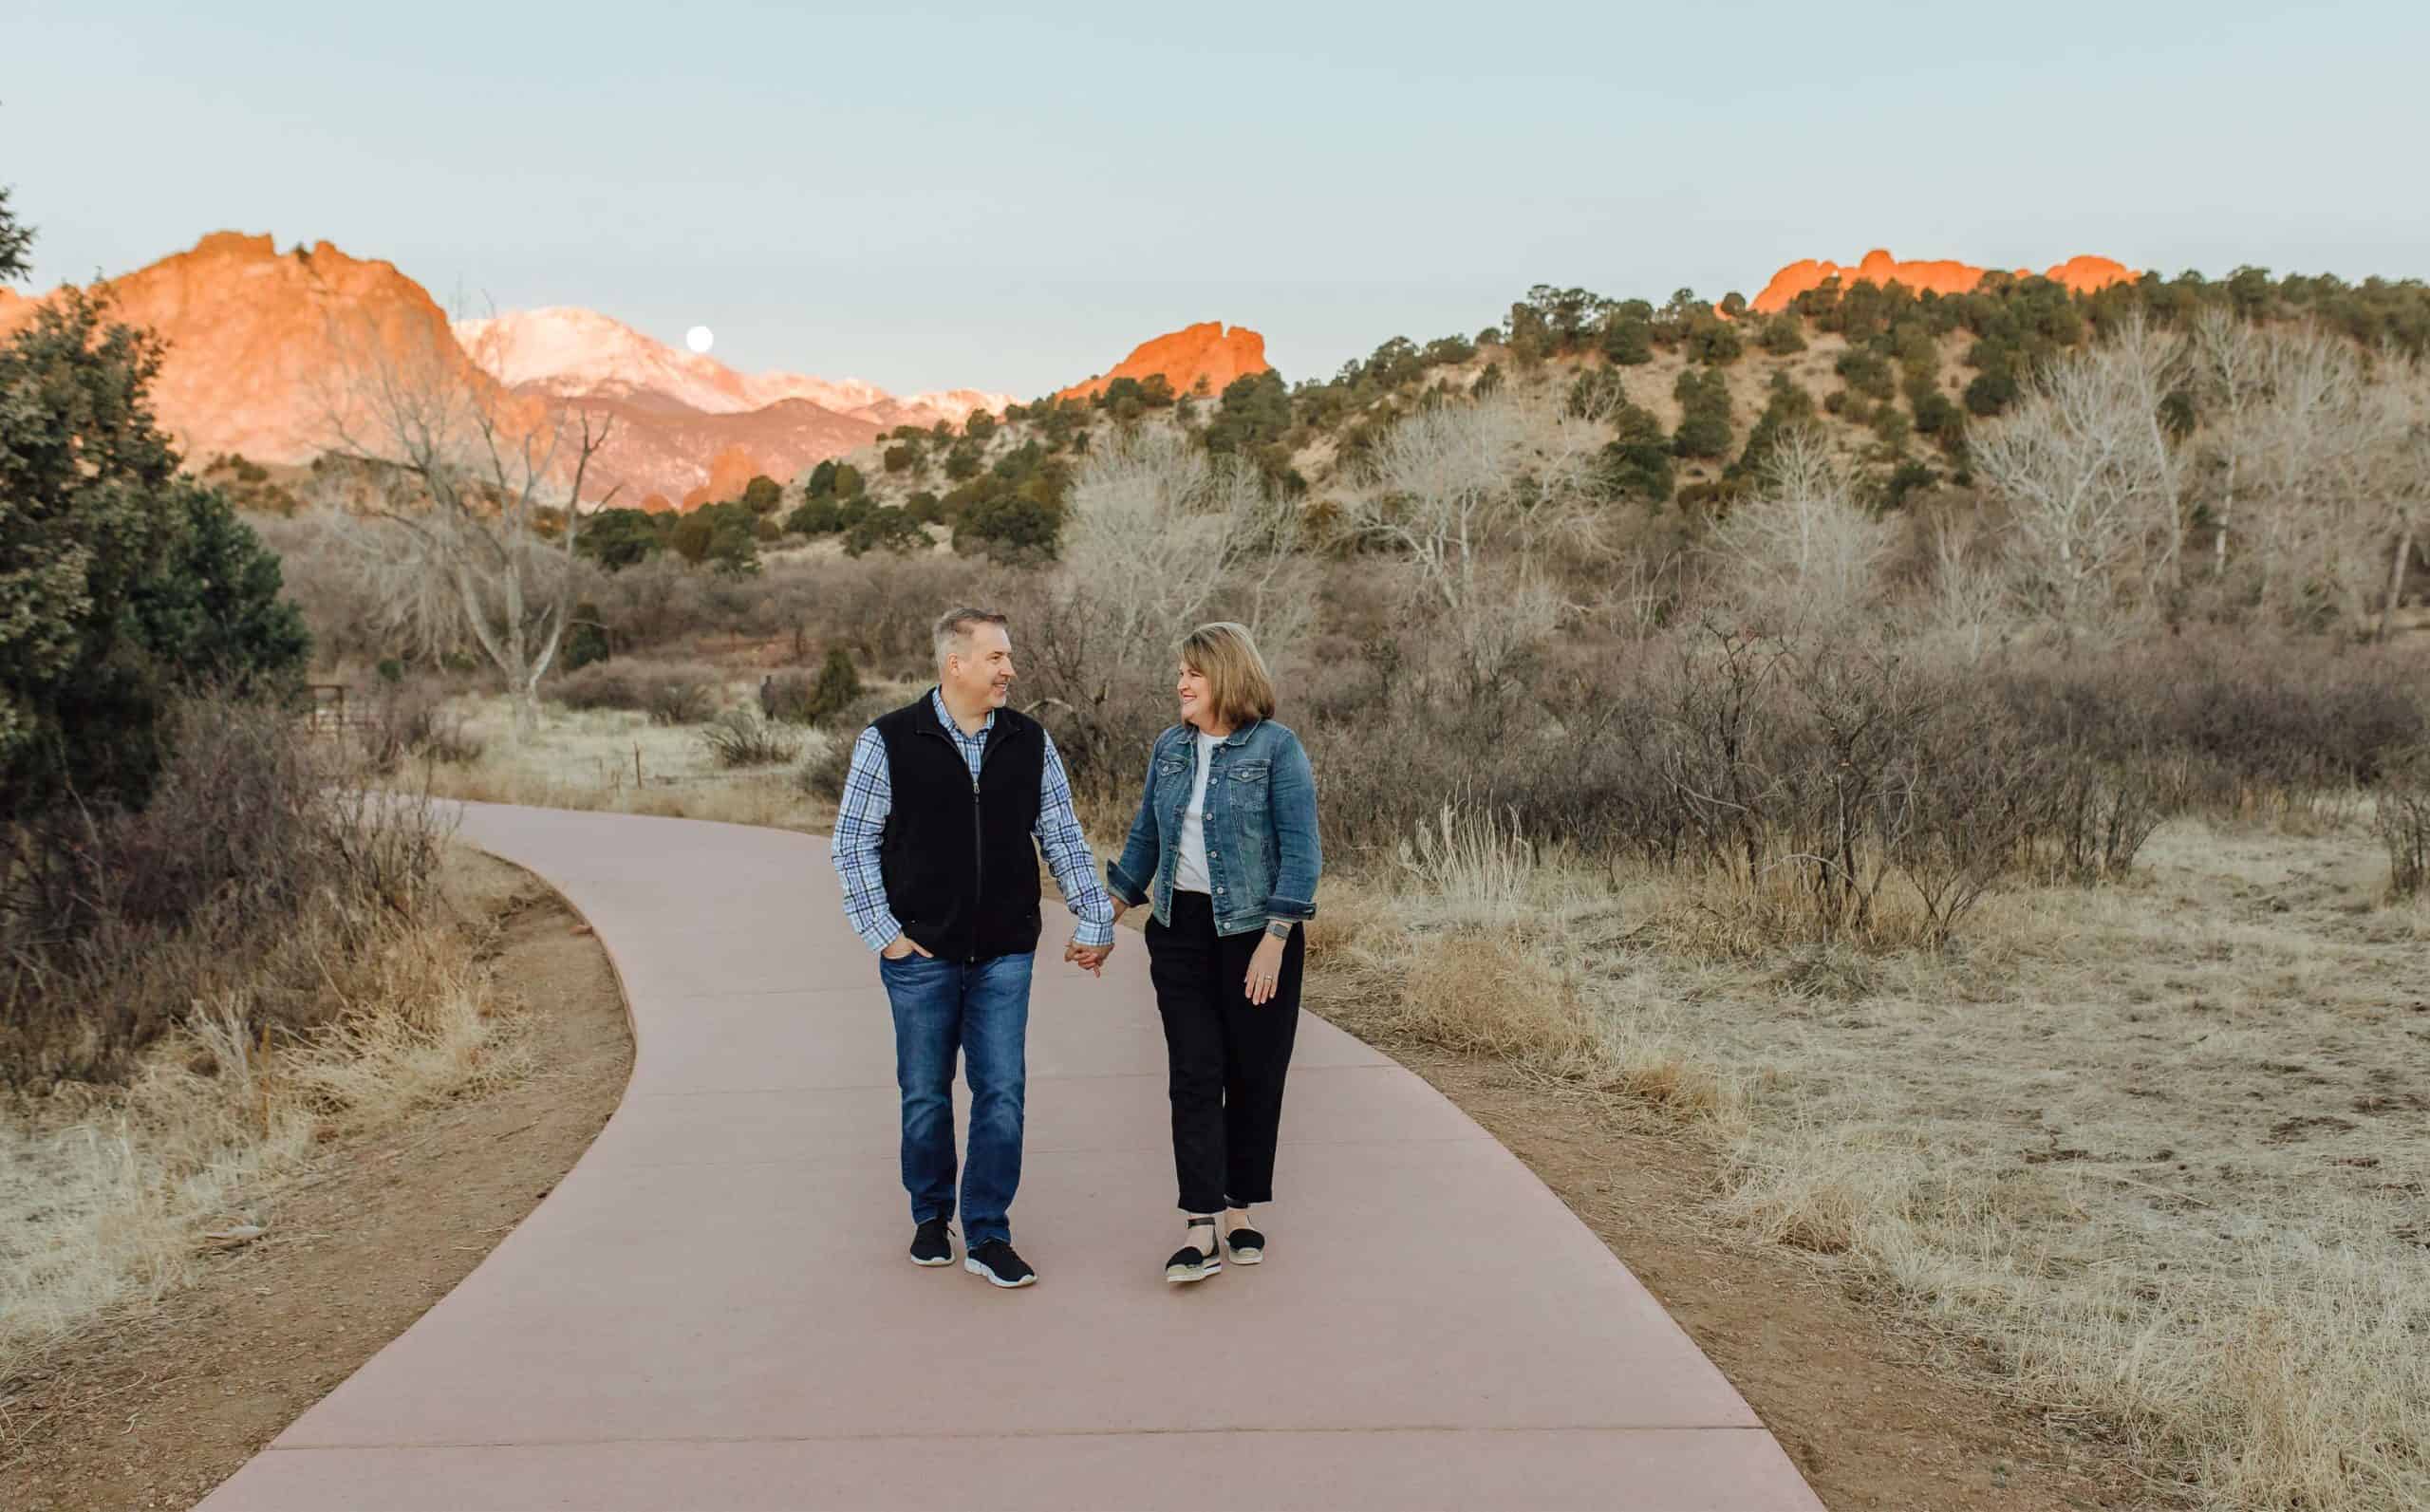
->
[[1065, 896, 1133, 978], [1244, 933, 1287, 1005], [1064, 933, 1115, 977]]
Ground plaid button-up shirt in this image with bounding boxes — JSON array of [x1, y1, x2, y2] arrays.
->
[[829, 688, 1115, 954]]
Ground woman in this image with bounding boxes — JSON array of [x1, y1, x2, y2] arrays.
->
[[1107, 623, 1321, 1285]]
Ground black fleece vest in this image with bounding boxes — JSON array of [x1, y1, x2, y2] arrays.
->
[[873, 694, 1045, 961]]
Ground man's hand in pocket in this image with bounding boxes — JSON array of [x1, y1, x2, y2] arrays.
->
[[882, 934, 933, 961]]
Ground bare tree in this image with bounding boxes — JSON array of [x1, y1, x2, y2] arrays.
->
[[2382, 370, 2430, 639], [1346, 389, 1592, 681], [2351, 350, 2430, 639], [2107, 314, 2196, 591], [1970, 324, 2190, 625], [1060, 427, 1302, 668], [2189, 307, 2269, 574], [1916, 506, 2012, 663], [2235, 326, 2364, 619], [319, 313, 615, 740], [1708, 425, 1893, 631]]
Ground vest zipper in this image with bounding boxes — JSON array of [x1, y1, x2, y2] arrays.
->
[[968, 768, 982, 963], [924, 710, 1006, 964]]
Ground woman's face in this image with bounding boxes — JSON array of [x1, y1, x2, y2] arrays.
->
[[1177, 662, 1213, 729]]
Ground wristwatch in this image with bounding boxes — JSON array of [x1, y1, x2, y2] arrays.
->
[[1264, 921, 1292, 941]]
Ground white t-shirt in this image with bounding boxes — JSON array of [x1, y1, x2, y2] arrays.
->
[[1173, 730, 1221, 894]]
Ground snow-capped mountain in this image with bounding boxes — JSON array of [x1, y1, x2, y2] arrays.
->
[[453, 308, 1011, 429]]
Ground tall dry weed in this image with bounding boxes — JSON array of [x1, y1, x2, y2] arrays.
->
[[0, 887, 519, 1391]]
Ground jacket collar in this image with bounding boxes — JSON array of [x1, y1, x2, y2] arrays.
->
[[1188, 718, 1262, 750]]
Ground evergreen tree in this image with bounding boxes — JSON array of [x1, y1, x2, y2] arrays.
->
[[1, 285, 309, 818], [1671, 368, 1733, 459]]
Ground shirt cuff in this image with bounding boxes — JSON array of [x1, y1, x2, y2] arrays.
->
[[1073, 919, 1114, 949], [855, 911, 905, 953]]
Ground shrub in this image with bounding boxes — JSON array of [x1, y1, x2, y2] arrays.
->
[[553, 660, 720, 725], [1687, 317, 1743, 365], [1, 696, 451, 1085], [1834, 348, 1895, 400], [576, 506, 666, 570], [2377, 748, 2430, 897], [1600, 401, 1675, 504], [809, 647, 865, 723], [787, 495, 848, 535], [957, 492, 1062, 559], [1291, 624, 2404, 949], [1672, 369, 1733, 459], [1600, 316, 1654, 366], [699, 708, 801, 768], [355, 679, 484, 773], [844, 505, 925, 557], [563, 600, 611, 671], [794, 691, 902, 801], [1963, 369, 2017, 417], [741, 475, 785, 514]]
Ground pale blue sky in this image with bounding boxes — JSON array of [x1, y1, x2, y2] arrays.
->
[[5, 1, 2424, 398]]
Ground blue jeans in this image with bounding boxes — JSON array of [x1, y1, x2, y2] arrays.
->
[[878, 950, 1033, 1246]]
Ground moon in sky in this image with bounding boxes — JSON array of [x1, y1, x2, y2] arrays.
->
[[685, 326, 715, 355]]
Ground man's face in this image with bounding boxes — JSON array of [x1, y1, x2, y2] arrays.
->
[[947, 623, 1016, 710]]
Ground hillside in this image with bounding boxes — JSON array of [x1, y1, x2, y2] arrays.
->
[[726, 259, 2426, 634]]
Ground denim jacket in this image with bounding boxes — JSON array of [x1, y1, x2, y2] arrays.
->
[[1106, 719, 1320, 937]]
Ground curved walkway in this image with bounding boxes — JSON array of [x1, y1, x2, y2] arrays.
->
[[202, 801, 1820, 1511]]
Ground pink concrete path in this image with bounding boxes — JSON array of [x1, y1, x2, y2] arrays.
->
[[201, 800, 1821, 1511]]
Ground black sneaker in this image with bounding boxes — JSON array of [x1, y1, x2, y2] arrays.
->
[[964, 1238, 1037, 1288], [909, 1217, 954, 1266]]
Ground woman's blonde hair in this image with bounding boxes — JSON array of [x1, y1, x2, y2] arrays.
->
[[1178, 622, 1277, 731]]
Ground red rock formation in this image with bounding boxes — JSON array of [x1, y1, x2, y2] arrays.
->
[[678, 445, 764, 511], [0, 233, 896, 505], [1057, 322, 1269, 402], [638, 493, 676, 514], [1746, 250, 2137, 313], [0, 231, 503, 465]]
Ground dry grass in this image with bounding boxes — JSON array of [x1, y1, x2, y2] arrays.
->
[[1306, 806, 2430, 1510], [403, 689, 844, 831], [0, 849, 530, 1389]]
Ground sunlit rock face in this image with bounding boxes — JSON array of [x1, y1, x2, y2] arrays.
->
[[1747, 250, 2137, 312], [0, 231, 490, 466], [679, 446, 766, 510], [0, 236, 1013, 504], [1057, 322, 1270, 401]]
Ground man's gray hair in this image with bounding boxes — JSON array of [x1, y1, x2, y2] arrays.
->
[[932, 607, 1010, 672]]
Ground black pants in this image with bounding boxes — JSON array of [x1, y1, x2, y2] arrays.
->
[[1144, 890, 1304, 1214]]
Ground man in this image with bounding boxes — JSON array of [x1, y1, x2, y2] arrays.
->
[[830, 607, 1116, 1288]]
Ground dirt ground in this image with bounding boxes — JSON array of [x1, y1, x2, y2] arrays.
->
[[1393, 1045, 2154, 1512], [0, 851, 632, 1512]]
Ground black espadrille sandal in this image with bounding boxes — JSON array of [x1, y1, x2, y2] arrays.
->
[[1223, 1222, 1264, 1265], [1165, 1217, 1223, 1284]]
